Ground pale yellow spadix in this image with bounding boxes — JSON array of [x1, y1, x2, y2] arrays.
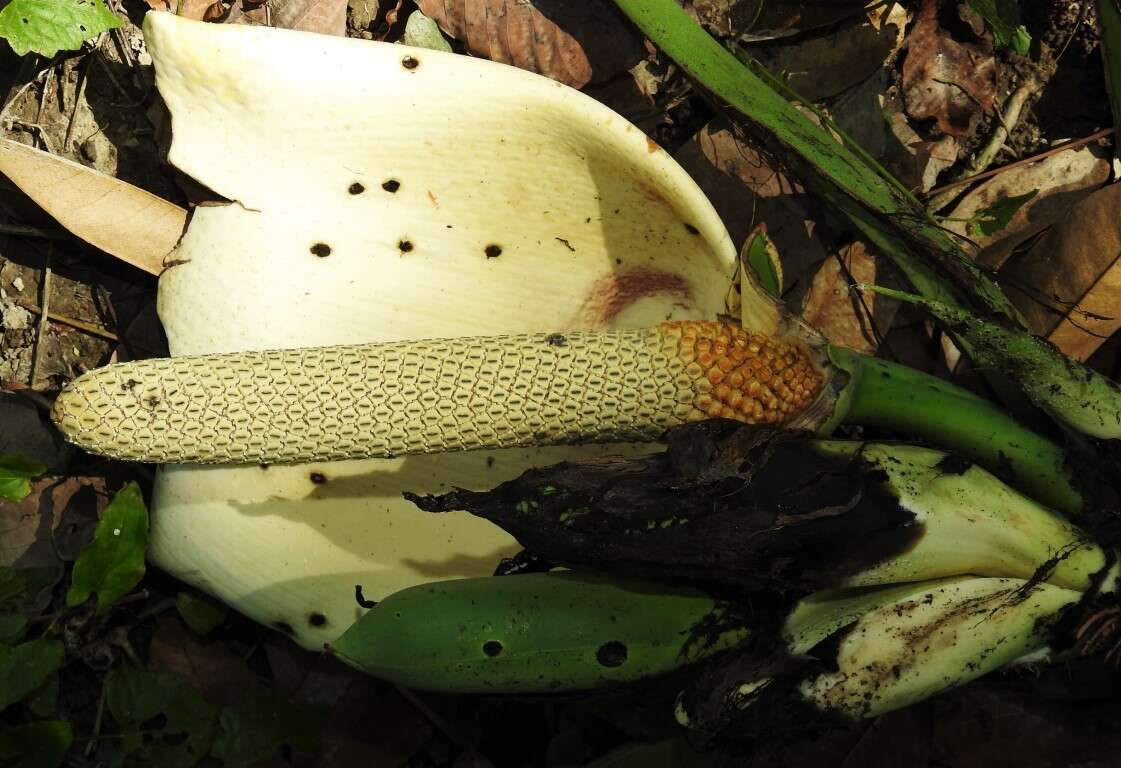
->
[[142, 11, 740, 648]]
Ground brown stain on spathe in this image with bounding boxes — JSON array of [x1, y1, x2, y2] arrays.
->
[[578, 267, 693, 326]]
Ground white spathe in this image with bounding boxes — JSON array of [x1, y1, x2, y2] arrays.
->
[[143, 11, 738, 648]]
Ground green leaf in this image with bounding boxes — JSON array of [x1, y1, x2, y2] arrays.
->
[[742, 228, 782, 297], [0, 0, 121, 58], [0, 637, 65, 712], [0, 613, 28, 644], [0, 721, 73, 768], [0, 453, 46, 502], [212, 687, 323, 768], [175, 591, 228, 636], [66, 482, 148, 614], [967, 189, 1039, 237], [967, 0, 1031, 53], [107, 666, 217, 768]]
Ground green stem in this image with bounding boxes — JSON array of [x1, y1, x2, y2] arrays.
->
[[826, 345, 1081, 515]]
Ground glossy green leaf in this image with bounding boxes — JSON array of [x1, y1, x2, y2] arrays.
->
[[212, 687, 322, 768], [0, 638, 64, 712], [0, 0, 121, 57], [66, 482, 148, 613], [175, 591, 228, 636], [0, 721, 73, 768], [967, 0, 1031, 53], [106, 666, 216, 768], [0, 454, 46, 502], [967, 189, 1038, 237]]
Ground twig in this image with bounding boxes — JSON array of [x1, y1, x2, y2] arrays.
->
[[34, 65, 53, 125], [29, 253, 52, 387], [924, 126, 1116, 199], [17, 299, 119, 342], [63, 57, 92, 153], [927, 79, 1038, 213], [6, 119, 57, 154], [84, 676, 108, 758]]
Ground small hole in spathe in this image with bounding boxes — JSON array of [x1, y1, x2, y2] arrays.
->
[[310, 243, 332, 257], [308, 613, 328, 627], [485, 244, 502, 259], [482, 640, 504, 657], [398, 240, 414, 253], [684, 223, 700, 235], [596, 640, 627, 667], [309, 472, 327, 485], [382, 179, 401, 193], [348, 182, 366, 195], [402, 55, 420, 70]]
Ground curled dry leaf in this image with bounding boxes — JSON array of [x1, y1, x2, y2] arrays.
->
[[692, 0, 872, 41], [143, 0, 215, 20], [942, 144, 1112, 269], [902, 0, 996, 138], [415, 0, 645, 88], [1001, 182, 1121, 362], [226, 0, 347, 35], [748, 2, 908, 102]]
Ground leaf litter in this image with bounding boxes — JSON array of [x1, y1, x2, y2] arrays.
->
[[1, 0, 1120, 763]]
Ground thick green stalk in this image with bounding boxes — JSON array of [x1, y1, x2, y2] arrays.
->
[[827, 345, 1081, 514], [612, 0, 1121, 444], [610, 0, 1015, 320]]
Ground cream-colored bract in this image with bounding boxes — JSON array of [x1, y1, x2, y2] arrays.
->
[[142, 12, 740, 648]]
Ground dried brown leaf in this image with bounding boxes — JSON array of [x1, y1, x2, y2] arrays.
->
[[148, 614, 262, 708], [265, 637, 434, 766], [142, 1, 216, 20], [751, 3, 907, 102], [943, 144, 1111, 270], [415, 0, 644, 88], [901, 0, 996, 138], [1001, 182, 1121, 362], [0, 476, 104, 570], [801, 242, 891, 354], [0, 139, 185, 276], [227, 0, 347, 35]]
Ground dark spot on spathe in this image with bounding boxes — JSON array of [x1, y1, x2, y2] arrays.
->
[[310, 243, 331, 257], [308, 613, 328, 627], [382, 179, 401, 193], [348, 182, 365, 195], [935, 454, 972, 476], [684, 223, 700, 235], [398, 239, 414, 253], [596, 641, 627, 667], [483, 640, 504, 657], [310, 472, 328, 485], [401, 55, 419, 70], [485, 244, 503, 259]]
